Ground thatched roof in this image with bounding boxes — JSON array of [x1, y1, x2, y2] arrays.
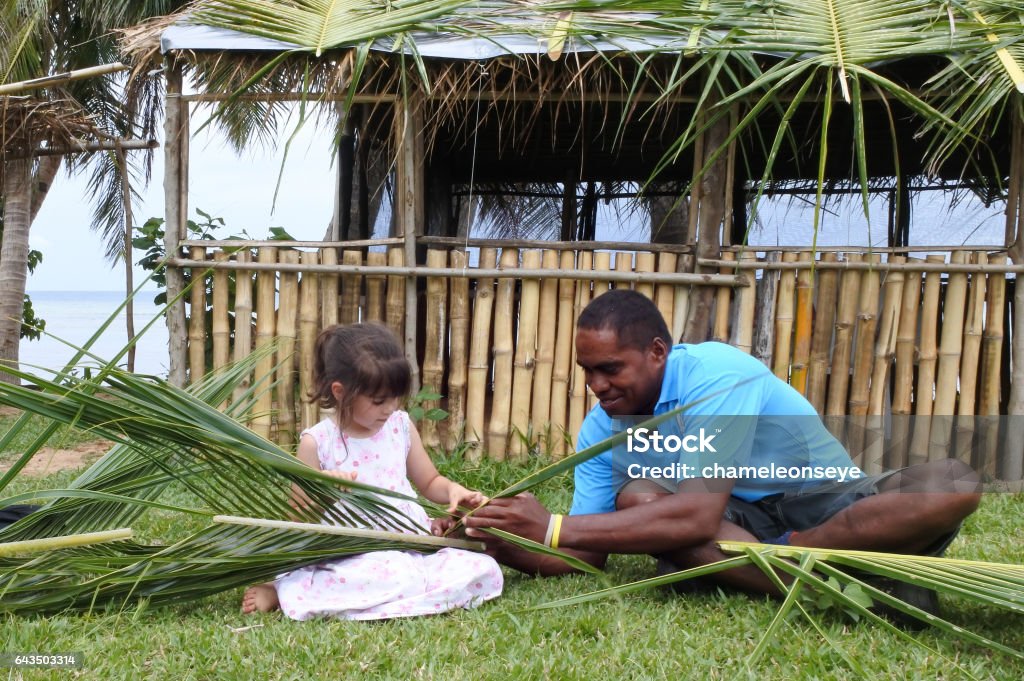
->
[[118, 2, 1024, 186], [0, 96, 102, 168]]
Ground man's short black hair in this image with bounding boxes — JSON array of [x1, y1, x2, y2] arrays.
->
[[577, 289, 673, 350]]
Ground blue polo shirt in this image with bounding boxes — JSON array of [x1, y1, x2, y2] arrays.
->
[[569, 342, 856, 515]]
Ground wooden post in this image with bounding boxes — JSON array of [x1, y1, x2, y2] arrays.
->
[[276, 249, 300, 447], [510, 250, 542, 460], [187, 246, 207, 384], [489, 248, 519, 460], [421, 248, 449, 449], [752, 253, 779, 368], [672, 254, 692, 342], [807, 252, 839, 412], [298, 251, 320, 431], [592, 251, 612, 300], [163, 61, 188, 387], [868, 256, 905, 416], [532, 249, 560, 451], [550, 250, 576, 458], [613, 250, 634, 291], [252, 247, 278, 440], [466, 248, 497, 458], [211, 250, 231, 376], [447, 249, 470, 451], [1006, 111, 1024, 482], [395, 98, 423, 392], [231, 249, 253, 408], [790, 251, 814, 394]]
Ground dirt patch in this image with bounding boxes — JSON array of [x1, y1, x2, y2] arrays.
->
[[0, 405, 22, 418], [1, 439, 111, 477]]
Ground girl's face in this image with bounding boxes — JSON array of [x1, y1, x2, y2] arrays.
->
[[332, 382, 401, 435]]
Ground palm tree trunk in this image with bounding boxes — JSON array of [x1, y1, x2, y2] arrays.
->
[[0, 158, 33, 384], [29, 155, 62, 222]]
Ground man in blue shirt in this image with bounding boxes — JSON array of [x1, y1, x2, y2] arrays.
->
[[465, 289, 981, 595]]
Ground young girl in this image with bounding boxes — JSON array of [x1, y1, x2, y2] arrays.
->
[[242, 323, 503, 620]]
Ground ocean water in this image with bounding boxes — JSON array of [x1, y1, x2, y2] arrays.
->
[[20, 291, 171, 378]]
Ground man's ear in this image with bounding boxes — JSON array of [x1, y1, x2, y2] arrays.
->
[[648, 337, 669, 365]]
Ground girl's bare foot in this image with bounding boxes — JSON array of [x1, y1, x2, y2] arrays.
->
[[241, 583, 280, 614]]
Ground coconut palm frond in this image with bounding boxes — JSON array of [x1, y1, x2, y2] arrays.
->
[[533, 541, 1024, 665], [0, 522, 473, 615]]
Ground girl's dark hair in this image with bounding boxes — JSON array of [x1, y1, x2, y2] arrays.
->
[[577, 289, 672, 350], [309, 323, 411, 423]]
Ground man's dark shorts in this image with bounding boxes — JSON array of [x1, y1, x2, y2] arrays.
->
[[722, 469, 958, 557]]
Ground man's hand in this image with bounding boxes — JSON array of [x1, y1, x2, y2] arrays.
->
[[463, 492, 550, 544]]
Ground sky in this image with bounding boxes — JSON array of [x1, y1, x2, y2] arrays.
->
[[27, 107, 338, 292]]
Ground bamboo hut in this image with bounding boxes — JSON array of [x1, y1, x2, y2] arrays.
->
[[120, 3, 1024, 481]]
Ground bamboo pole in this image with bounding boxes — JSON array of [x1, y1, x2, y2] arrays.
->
[[909, 254, 946, 464], [320, 248, 340, 329], [465, 248, 497, 459], [730, 252, 757, 354], [890, 258, 922, 469], [550, 250, 577, 458], [510, 250, 542, 460], [187, 246, 207, 384], [211, 250, 231, 374], [868, 257, 905, 415], [385, 247, 405, 340], [488, 248, 519, 460], [635, 251, 656, 300], [956, 252, 987, 464], [712, 251, 735, 342], [592, 251, 612, 299], [446, 249, 470, 452], [613, 250, 634, 291], [752, 253, 779, 368], [654, 252, 678, 332], [252, 247, 278, 440], [930, 250, 969, 462], [231, 249, 254, 407], [825, 254, 863, 425], [807, 252, 839, 412], [298, 251, 320, 431], [340, 250, 362, 325], [672, 254, 692, 342], [276, 250, 300, 447], [421, 248, 449, 450], [569, 251, 593, 448], [847, 254, 881, 468], [790, 251, 814, 394], [979, 255, 1006, 479], [364, 251, 387, 322], [532, 250, 559, 451], [772, 251, 799, 382]]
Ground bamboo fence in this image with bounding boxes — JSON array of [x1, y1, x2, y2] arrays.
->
[[176, 245, 1019, 480]]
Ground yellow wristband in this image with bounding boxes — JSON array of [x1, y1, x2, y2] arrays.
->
[[550, 514, 564, 550]]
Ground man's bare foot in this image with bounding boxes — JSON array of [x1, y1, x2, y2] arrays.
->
[[241, 583, 280, 614]]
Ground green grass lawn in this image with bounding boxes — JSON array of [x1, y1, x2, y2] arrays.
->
[[2, 445, 1023, 680]]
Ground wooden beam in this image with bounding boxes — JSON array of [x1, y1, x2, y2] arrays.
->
[[163, 60, 188, 387]]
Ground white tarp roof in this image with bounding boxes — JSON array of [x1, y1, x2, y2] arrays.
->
[[160, 24, 687, 60]]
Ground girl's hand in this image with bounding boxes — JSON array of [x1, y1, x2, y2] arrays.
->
[[431, 516, 456, 536], [446, 483, 488, 515], [324, 469, 358, 487]]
